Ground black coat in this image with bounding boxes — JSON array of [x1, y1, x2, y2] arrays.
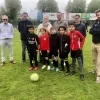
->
[[18, 20, 32, 40], [89, 20, 100, 44], [26, 33, 39, 52], [50, 33, 59, 51], [58, 34, 70, 53]]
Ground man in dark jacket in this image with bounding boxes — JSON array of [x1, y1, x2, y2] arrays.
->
[[74, 14, 86, 65], [89, 9, 100, 83], [18, 12, 32, 62]]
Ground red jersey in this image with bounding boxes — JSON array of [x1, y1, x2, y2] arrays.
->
[[69, 30, 85, 51], [39, 33, 50, 51]]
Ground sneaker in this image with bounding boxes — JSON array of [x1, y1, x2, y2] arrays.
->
[[56, 68, 59, 72], [71, 71, 76, 75], [34, 67, 39, 71], [29, 67, 34, 71], [0, 62, 6, 66], [51, 67, 55, 71], [59, 69, 65, 72], [10, 60, 16, 64], [65, 71, 70, 76], [47, 65, 51, 70], [96, 76, 100, 83], [80, 74, 84, 81], [42, 65, 46, 69]]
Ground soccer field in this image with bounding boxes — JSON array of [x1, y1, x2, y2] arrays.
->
[[0, 29, 100, 100]]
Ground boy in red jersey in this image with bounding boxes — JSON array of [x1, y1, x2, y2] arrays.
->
[[68, 22, 85, 81], [39, 28, 50, 70]]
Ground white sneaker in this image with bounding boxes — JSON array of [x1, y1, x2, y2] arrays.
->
[[42, 65, 46, 69], [47, 65, 51, 70]]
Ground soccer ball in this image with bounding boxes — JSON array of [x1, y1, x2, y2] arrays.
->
[[30, 73, 39, 81]]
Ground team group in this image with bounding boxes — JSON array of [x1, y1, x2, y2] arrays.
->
[[0, 9, 100, 82]]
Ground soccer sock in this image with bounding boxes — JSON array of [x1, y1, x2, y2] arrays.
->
[[77, 57, 84, 75], [65, 61, 70, 72], [61, 59, 64, 71], [72, 58, 76, 72]]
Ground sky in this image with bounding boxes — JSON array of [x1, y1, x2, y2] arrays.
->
[[0, 0, 91, 19]]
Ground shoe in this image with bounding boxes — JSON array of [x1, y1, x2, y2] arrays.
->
[[34, 67, 39, 71], [51, 67, 55, 71], [42, 65, 46, 69], [71, 71, 76, 75], [59, 69, 64, 72], [0, 62, 6, 66], [96, 76, 100, 83], [56, 68, 59, 72], [80, 74, 84, 81], [29, 67, 34, 71], [65, 71, 70, 76], [10, 60, 16, 64], [47, 65, 51, 70]]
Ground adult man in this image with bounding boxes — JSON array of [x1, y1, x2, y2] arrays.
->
[[53, 12, 67, 33], [89, 9, 100, 83], [18, 12, 32, 62], [0, 15, 16, 66], [74, 14, 86, 65], [37, 16, 52, 35]]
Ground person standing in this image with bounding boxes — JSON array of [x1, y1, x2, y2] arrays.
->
[[74, 14, 86, 65], [0, 15, 16, 66], [18, 12, 32, 62], [37, 16, 52, 35], [53, 12, 67, 33], [89, 9, 100, 83]]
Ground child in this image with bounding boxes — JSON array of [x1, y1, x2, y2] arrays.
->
[[39, 28, 50, 70], [58, 26, 70, 75], [49, 27, 59, 72], [68, 21, 85, 81], [26, 25, 39, 71]]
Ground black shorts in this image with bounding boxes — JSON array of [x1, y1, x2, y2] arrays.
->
[[41, 50, 49, 57], [49, 50, 58, 59], [71, 50, 82, 58], [59, 52, 69, 59]]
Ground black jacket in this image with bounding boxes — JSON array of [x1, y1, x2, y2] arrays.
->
[[26, 33, 39, 52], [18, 20, 32, 40], [59, 34, 70, 53], [50, 33, 59, 51], [75, 22, 86, 37], [89, 20, 100, 44]]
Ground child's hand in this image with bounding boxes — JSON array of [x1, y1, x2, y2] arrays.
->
[[47, 50, 49, 53], [80, 47, 82, 50], [40, 50, 41, 53], [36, 50, 39, 52]]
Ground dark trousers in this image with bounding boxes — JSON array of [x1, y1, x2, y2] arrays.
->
[[49, 50, 58, 68], [59, 52, 70, 72], [28, 51, 38, 67], [21, 40, 27, 61], [41, 50, 49, 65]]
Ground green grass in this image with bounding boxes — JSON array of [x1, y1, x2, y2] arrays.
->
[[0, 29, 100, 100]]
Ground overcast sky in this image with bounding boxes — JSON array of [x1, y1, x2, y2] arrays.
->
[[0, 0, 91, 18]]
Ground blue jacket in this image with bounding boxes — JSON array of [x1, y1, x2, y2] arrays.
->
[[75, 22, 86, 37], [18, 20, 32, 40]]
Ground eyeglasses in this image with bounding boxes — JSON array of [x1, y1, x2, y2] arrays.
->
[[2, 19, 8, 21]]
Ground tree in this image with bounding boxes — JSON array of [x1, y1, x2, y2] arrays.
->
[[0, 6, 6, 15], [5, 0, 22, 20], [65, 1, 72, 13], [87, 0, 100, 13], [37, 0, 59, 12], [65, 0, 86, 13]]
